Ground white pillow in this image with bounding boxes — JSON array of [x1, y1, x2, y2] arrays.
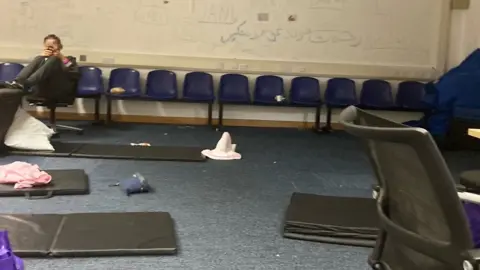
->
[[4, 108, 55, 151]]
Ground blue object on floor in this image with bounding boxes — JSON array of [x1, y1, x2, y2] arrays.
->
[[120, 173, 151, 196]]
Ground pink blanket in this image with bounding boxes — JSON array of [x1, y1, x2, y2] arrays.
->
[[0, 162, 52, 189]]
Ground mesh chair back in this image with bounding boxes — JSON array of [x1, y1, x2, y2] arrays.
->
[[339, 106, 473, 270]]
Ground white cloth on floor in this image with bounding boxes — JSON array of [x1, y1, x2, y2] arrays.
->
[[201, 132, 241, 160]]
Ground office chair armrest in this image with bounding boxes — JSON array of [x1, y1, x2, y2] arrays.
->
[[371, 184, 381, 199], [458, 184, 468, 192], [463, 249, 480, 270], [371, 184, 477, 202]]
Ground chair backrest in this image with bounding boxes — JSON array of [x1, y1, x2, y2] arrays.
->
[[108, 68, 141, 94], [183, 71, 214, 100], [0, 63, 24, 82], [254, 75, 284, 104], [290, 77, 321, 103], [396, 81, 426, 110], [219, 74, 250, 102], [78, 66, 104, 94], [339, 106, 473, 269], [324, 78, 357, 106], [360, 79, 394, 108], [145, 70, 177, 99]]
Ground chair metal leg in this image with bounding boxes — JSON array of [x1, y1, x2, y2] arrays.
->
[[94, 96, 100, 122], [106, 96, 112, 125], [91, 96, 104, 126], [207, 102, 213, 127], [321, 106, 333, 132], [48, 105, 84, 135], [313, 105, 321, 132], [218, 103, 224, 129], [49, 106, 57, 133], [56, 124, 84, 134]]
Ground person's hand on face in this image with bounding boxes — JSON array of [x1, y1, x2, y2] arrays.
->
[[41, 47, 53, 56]]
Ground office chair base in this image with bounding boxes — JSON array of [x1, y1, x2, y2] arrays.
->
[[52, 124, 84, 135], [91, 120, 105, 126]]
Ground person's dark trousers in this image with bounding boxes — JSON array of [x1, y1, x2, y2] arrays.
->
[[14, 55, 48, 85], [15, 56, 73, 99]]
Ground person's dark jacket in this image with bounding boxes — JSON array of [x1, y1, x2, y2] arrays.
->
[[30, 55, 81, 101]]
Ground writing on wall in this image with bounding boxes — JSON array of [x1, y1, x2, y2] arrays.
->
[[196, 0, 237, 24], [309, 0, 346, 10], [220, 21, 361, 47]]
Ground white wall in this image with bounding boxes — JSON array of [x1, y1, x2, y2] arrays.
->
[[32, 5, 480, 126]]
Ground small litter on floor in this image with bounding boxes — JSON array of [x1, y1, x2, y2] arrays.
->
[[130, 143, 151, 146]]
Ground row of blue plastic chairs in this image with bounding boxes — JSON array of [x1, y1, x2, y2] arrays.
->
[[0, 62, 426, 112]]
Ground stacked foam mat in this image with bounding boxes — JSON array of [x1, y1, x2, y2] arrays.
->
[[283, 193, 379, 247], [2, 212, 177, 257]]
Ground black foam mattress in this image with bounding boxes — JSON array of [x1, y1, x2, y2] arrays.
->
[[0, 169, 89, 199], [1, 212, 177, 257], [8, 142, 206, 161], [283, 192, 379, 247]]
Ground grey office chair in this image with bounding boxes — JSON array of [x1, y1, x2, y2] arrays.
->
[[27, 71, 83, 135], [339, 106, 480, 270]]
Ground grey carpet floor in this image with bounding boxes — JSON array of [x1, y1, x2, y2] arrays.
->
[[0, 123, 478, 270]]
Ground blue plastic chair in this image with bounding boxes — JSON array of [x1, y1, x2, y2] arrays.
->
[[77, 66, 104, 122], [106, 68, 141, 123], [0, 63, 24, 82], [218, 74, 250, 128], [290, 77, 321, 106], [290, 76, 322, 130], [323, 78, 358, 131], [108, 68, 141, 97], [254, 75, 284, 105], [145, 70, 178, 100], [396, 81, 426, 111], [183, 72, 214, 101], [78, 66, 103, 95], [324, 78, 358, 107], [182, 72, 215, 126], [359, 79, 394, 109]]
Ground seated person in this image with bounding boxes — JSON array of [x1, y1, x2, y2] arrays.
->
[[1, 34, 80, 99]]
